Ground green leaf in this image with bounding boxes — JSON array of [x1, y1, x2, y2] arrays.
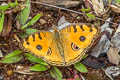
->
[[19, 28, 38, 38], [21, 14, 42, 29], [25, 28, 38, 34], [4, 50, 22, 59], [74, 62, 88, 73], [50, 67, 63, 80], [28, 14, 42, 25], [76, 77, 81, 80], [53, 67, 62, 78], [0, 50, 22, 63], [86, 13, 96, 20], [8, 0, 18, 8], [82, 54, 88, 60], [81, 7, 91, 12], [19, 32, 29, 38], [17, 0, 31, 25], [116, 0, 120, 3], [0, 55, 23, 63], [0, 5, 9, 11], [0, 11, 4, 32], [30, 64, 48, 71], [25, 53, 48, 65], [0, 0, 18, 11]]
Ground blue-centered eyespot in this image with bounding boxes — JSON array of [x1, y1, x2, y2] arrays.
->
[[79, 36, 86, 42], [36, 45, 42, 50]]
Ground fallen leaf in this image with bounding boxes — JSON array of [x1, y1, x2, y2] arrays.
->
[[104, 66, 120, 80], [90, 18, 113, 57], [82, 55, 106, 69], [111, 23, 120, 51], [107, 47, 120, 65], [108, 23, 120, 65]]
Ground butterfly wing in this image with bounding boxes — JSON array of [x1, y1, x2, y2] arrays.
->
[[23, 32, 64, 66], [60, 24, 98, 66]]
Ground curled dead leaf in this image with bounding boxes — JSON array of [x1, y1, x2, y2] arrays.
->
[[104, 66, 120, 80]]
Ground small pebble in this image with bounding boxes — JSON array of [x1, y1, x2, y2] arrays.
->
[[71, 13, 78, 17], [40, 19, 47, 25]]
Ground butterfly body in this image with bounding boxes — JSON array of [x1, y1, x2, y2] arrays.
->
[[53, 29, 64, 57], [23, 24, 98, 66]]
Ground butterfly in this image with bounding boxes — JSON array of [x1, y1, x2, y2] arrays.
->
[[23, 23, 98, 66]]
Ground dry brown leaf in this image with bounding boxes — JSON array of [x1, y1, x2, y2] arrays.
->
[[111, 23, 120, 51], [107, 47, 120, 65], [104, 66, 120, 80]]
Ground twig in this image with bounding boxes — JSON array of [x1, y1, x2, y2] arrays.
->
[[31, 1, 118, 26]]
